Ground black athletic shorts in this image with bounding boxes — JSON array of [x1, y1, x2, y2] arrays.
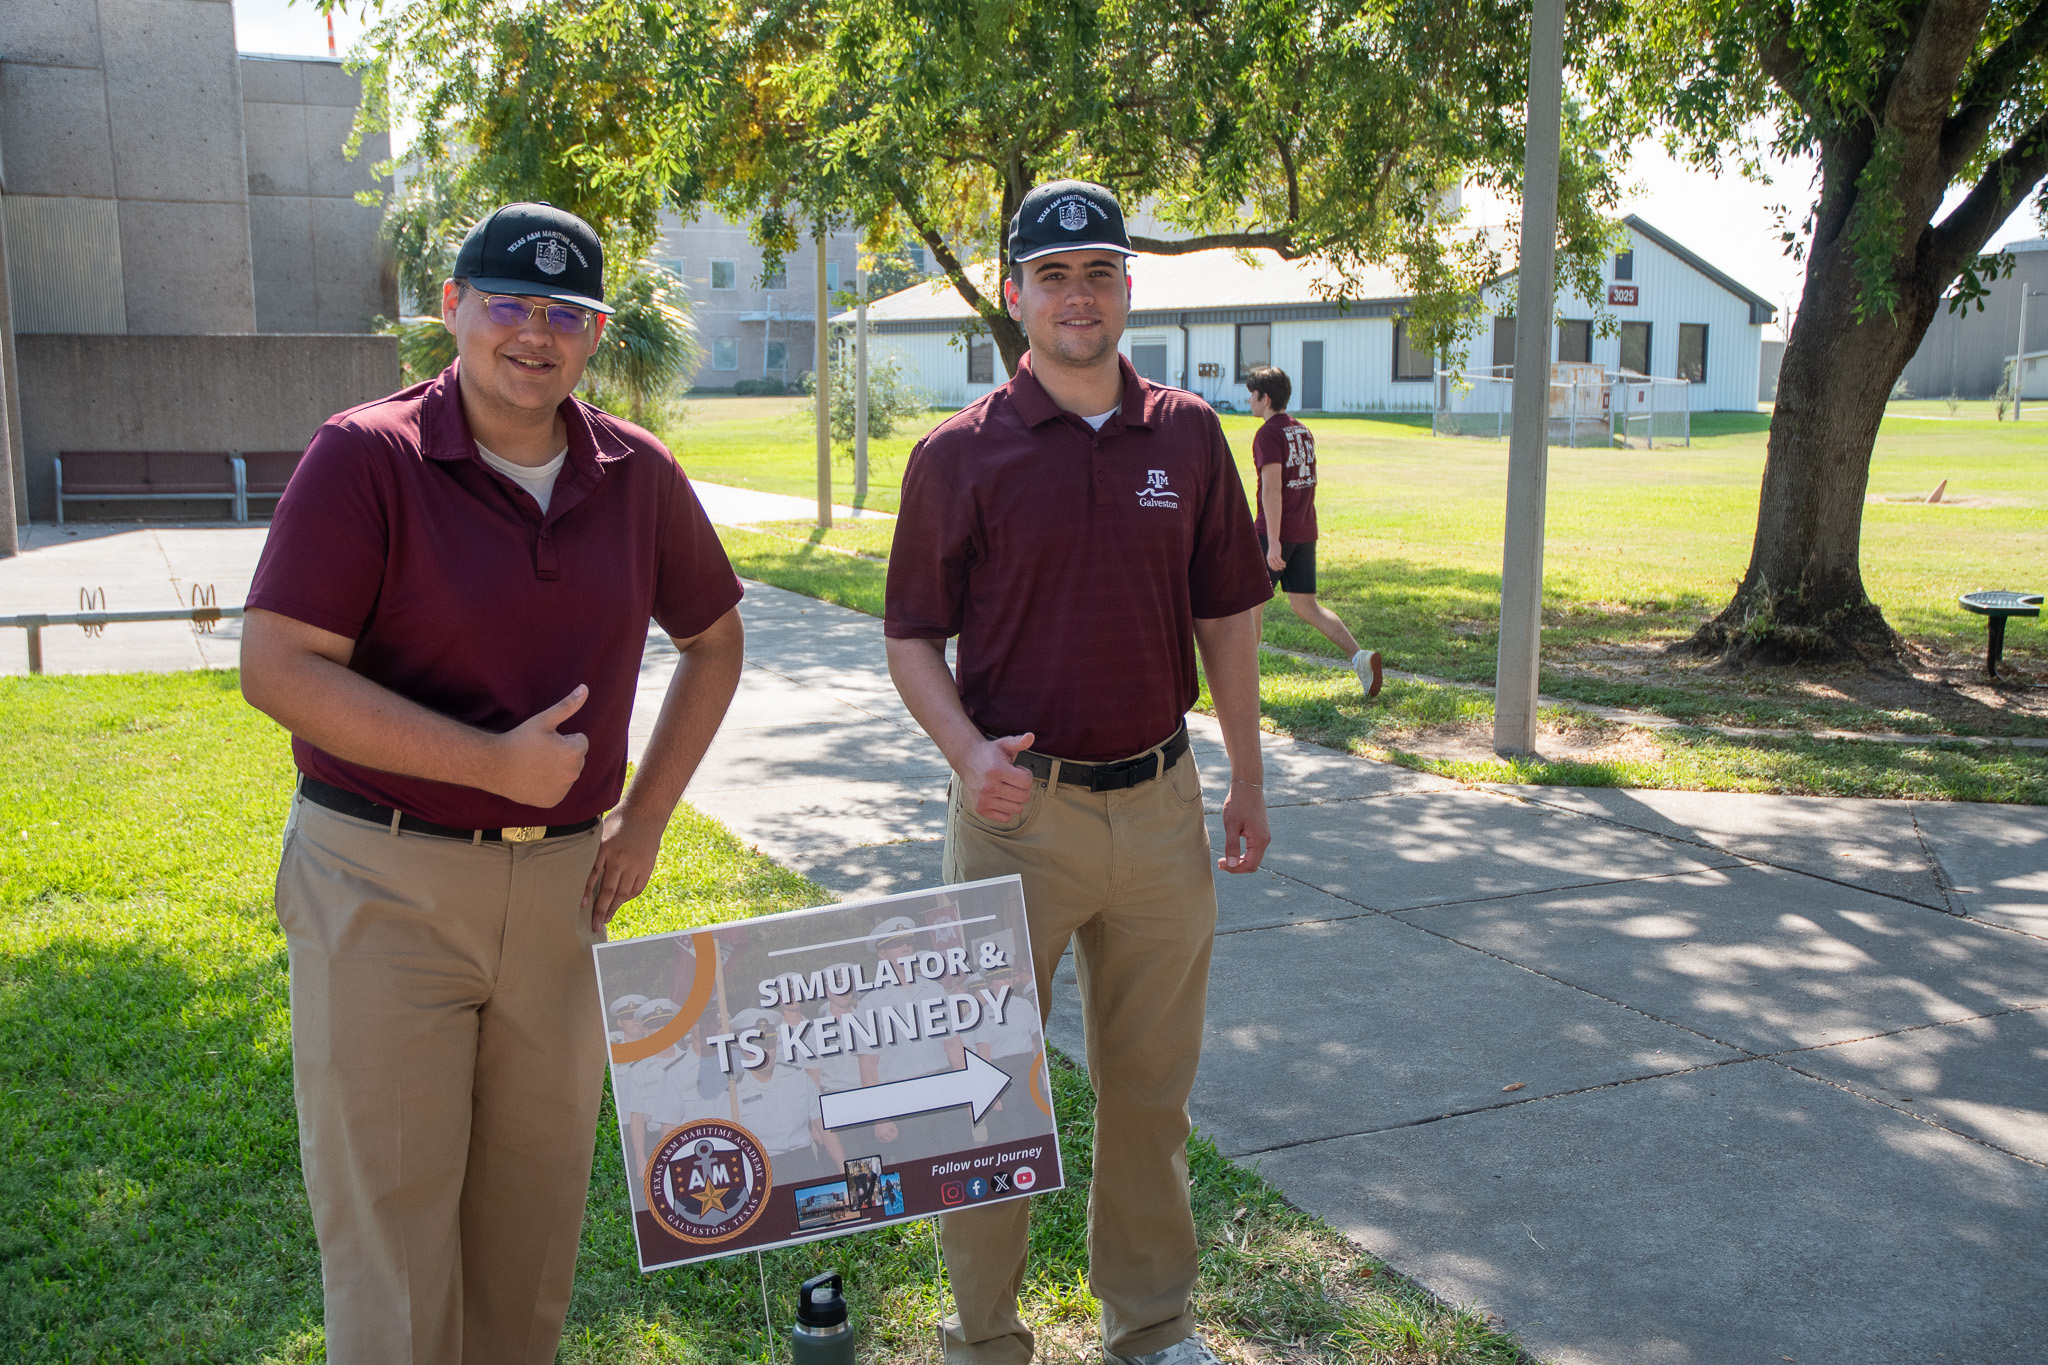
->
[[1258, 533, 1317, 594]]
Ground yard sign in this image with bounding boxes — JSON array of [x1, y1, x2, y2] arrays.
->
[[592, 875, 1062, 1270]]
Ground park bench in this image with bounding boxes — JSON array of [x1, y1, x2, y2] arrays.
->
[[1958, 590, 2042, 678], [235, 450, 307, 519], [54, 449, 306, 524]]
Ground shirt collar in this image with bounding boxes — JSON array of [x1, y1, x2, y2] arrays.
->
[[1006, 351, 1156, 433], [420, 360, 626, 475]]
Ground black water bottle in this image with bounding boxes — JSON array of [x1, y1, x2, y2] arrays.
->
[[789, 1269, 853, 1365]]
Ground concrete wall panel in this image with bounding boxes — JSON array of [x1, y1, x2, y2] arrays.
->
[[99, 0, 249, 205], [247, 194, 315, 331], [304, 101, 371, 198], [312, 194, 396, 329], [16, 331, 399, 518], [117, 199, 256, 333], [241, 100, 310, 196], [235, 54, 304, 105], [301, 58, 364, 108], [1, 0, 107, 67], [4, 195, 125, 334], [0, 63, 117, 198]]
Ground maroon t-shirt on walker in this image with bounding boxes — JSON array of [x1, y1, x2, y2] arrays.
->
[[246, 363, 743, 830], [884, 353, 1271, 763], [1251, 412, 1318, 543]]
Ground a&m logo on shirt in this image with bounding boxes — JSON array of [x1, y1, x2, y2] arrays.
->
[[645, 1121, 770, 1244], [1136, 469, 1180, 509]]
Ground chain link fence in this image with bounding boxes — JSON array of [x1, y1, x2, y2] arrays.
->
[[1432, 365, 1691, 447]]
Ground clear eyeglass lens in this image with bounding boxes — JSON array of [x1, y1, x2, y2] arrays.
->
[[481, 295, 591, 334]]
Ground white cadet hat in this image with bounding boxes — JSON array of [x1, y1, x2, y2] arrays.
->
[[610, 992, 650, 1018], [732, 1008, 782, 1035], [636, 997, 680, 1026], [872, 915, 919, 942]]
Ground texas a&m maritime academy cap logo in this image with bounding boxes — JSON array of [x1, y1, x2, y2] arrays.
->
[[452, 201, 615, 314], [1008, 180, 1136, 265], [645, 1120, 771, 1244]]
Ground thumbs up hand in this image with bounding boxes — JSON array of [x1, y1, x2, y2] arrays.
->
[[493, 685, 590, 807]]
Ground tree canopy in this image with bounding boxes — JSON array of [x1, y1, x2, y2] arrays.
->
[[339, 0, 1636, 372], [1596, 0, 2048, 666]]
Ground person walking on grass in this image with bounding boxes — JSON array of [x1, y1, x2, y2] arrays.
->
[[886, 179, 1274, 1365], [1245, 365, 1383, 698], [239, 201, 744, 1365]]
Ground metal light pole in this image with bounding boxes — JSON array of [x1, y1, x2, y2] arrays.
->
[[855, 262, 870, 504], [2013, 286, 2038, 421], [1492, 0, 1565, 758], [815, 231, 832, 529]]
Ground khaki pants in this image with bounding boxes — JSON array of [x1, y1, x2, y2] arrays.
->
[[275, 794, 606, 1365], [939, 745, 1216, 1363]]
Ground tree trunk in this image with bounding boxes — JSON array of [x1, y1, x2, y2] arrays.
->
[[1679, 232, 1940, 670], [989, 313, 1028, 379]]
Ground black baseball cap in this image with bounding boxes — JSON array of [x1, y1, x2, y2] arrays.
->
[[1008, 180, 1136, 265], [452, 202, 614, 314]]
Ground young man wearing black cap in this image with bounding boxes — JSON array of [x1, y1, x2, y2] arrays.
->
[[886, 180, 1273, 1365], [240, 202, 745, 1365], [1244, 365, 1382, 697]]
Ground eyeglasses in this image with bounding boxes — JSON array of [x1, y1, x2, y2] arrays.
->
[[477, 292, 596, 334]]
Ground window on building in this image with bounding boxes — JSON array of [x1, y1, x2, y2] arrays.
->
[[1619, 321, 1651, 375], [826, 261, 841, 292], [967, 337, 994, 384], [711, 260, 737, 291], [1491, 315, 1517, 373], [712, 338, 739, 371], [761, 264, 787, 291], [766, 340, 787, 371], [1614, 249, 1634, 281], [1235, 322, 1271, 380], [1556, 319, 1592, 364], [1677, 323, 1708, 383], [1392, 318, 1433, 381], [654, 256, 685, 279], [908, 244, 927, 272]]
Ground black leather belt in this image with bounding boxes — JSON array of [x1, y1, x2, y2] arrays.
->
[[298, 776, 601, 843], [1012, 725, 1189, 793]]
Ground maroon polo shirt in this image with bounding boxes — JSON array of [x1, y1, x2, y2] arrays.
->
[[1252, 412, 1318, 542], [246, 363, 743, 828], [885, 353, 1270, 762]]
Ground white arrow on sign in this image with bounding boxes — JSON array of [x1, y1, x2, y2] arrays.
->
[[819, 1051, 1013, 1130]]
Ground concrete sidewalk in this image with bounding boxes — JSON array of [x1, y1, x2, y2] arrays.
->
[[8, 525, 2048, 1362], [669, 584, 2048, 1365]]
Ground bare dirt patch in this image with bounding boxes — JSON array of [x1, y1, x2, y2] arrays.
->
[[1550, 635, 2047, 734], [1379, 716, 1666, 766]]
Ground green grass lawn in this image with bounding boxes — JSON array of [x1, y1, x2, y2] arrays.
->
[[668, 395, 2044, 673], [0, 673, 1523, 1364]]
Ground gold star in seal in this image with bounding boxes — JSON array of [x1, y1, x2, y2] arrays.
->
[[690, 1182, 733, 1216]]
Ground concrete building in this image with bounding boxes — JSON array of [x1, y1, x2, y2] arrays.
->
[[1896, 237, 2048, 399], [0, 0, 400, 548], [844, 216, 1774, 415], [651, 210, 873, 389]]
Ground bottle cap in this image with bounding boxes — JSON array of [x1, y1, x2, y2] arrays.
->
[[796, 1269, 847, 1327]]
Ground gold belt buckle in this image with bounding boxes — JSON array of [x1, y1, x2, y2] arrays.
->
[[500, 825, 547, 843]]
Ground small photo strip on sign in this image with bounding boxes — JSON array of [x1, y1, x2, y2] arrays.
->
[[592, 874, 1063, 1271]]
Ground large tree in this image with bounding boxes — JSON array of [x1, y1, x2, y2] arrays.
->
[[342, 0, 1634, 375], [1612, 1, 2048, 667]]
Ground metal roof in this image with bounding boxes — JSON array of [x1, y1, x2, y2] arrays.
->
[[840, 216, 1776, 330]]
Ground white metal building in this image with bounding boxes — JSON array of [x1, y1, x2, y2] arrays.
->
[[841, 216, 1774, 414]]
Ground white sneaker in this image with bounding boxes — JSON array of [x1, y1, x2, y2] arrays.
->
[[1106, 1335, 1221, 1365], [1352, 648, 1383, 699]]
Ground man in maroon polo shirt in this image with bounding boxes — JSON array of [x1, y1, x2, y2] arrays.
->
[[885, 180, 1273, 1365], [1246, 364, 1381, 697], [240, 202, 744, 1365]]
